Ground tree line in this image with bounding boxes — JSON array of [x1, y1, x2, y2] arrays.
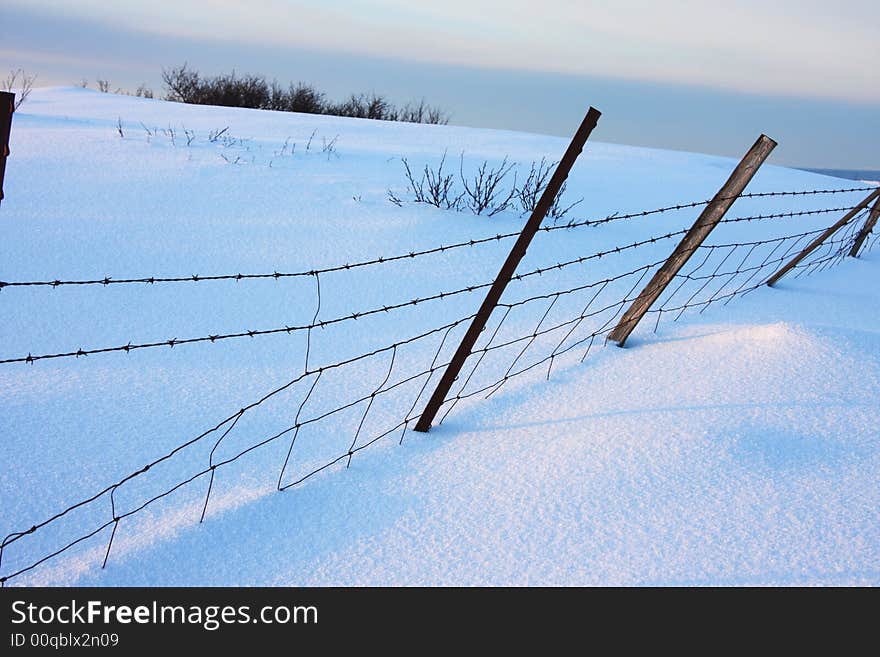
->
[[162, 64, 449, 124]]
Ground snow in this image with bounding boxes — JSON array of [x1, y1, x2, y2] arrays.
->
[[1, 87, 877, 586]]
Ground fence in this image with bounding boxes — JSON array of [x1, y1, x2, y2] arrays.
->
[[0, 91, 14, 207], [1, 114, 878, 585]]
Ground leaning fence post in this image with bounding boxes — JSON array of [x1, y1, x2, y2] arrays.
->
[[0, 92, 15, 208], [413, 106, 602, 433], [766, 187, 880, 286], [607, 134, 777, 346], [848, 194, 880, 258]]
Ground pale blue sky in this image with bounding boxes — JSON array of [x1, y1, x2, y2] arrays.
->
[[2, 1, 878, 167]]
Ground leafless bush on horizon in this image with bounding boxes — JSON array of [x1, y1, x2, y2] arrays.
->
[[4, 69, 36, 110], [134, 84, 154, 99], [161, 63, 448, 125]]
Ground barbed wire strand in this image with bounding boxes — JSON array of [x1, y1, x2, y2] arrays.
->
[[0, 190, 868, 292], [0, 228, 691, 366]]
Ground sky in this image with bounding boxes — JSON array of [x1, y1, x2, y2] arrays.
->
[[2, 0, 878, 168]]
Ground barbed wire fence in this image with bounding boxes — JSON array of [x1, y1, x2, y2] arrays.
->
[[1, 186, 870, 293], [1, 169, 877, 585]]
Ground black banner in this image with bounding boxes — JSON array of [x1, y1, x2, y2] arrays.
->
[[0, 586, 868, 651], [0, 587, 599, 650]]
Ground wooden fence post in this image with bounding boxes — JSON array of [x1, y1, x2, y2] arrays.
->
[[607, 134, 777, 346], [766, 187, 880, 286], [413, 107, 602, 433], [0, 92, 14, 208], [848, 195, 880, 258]]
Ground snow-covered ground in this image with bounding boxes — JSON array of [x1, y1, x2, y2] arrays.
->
[[1, 88, 877, 586]]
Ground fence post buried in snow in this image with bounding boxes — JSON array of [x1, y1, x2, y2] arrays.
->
[[607, 134, 777, 347], [413, 107, 602, 433], [0, 92, 14, 208], [848, 194, 880, 258], [766, 187, 880, 285]]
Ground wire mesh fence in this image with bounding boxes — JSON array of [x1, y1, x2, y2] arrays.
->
[[1, 184, 877, 586]]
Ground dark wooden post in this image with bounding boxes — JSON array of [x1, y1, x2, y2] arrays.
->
[[0, 92, 14, 208], [607, 134, 777, 346], [848, 194, 880, 258], [413, 107, 602, 433], [766, 187, 880, 286]]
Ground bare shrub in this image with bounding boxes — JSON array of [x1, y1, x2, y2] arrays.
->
[[287, 83, 326, 114], [326, 93, 394, 120], [368, 95, 393, 120], [547, 182, 583, 222], [321, 135, 339, 159], [516, 157, 583, 221], [459, 154, 517, 216], [390, 153, 582, 221], [208, 71, 268, 108], [140, 122, 154, 140], [162, 64, 200, 103], [516, 157, 554, 214], [208, 127, 229, 143], [267, 80, 287, 111], [398, 99, 449, 125], [161, 64, 448, 124], [387, 189, 404, 207], [399, 153, 461, 209], [275, 137, 294, 157], [4, 69, 36, 110], [163, 65, 268, 108], [97, 79, 111, 93]]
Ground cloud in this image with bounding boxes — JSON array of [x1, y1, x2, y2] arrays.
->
[[5, 0, 879, 102]]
